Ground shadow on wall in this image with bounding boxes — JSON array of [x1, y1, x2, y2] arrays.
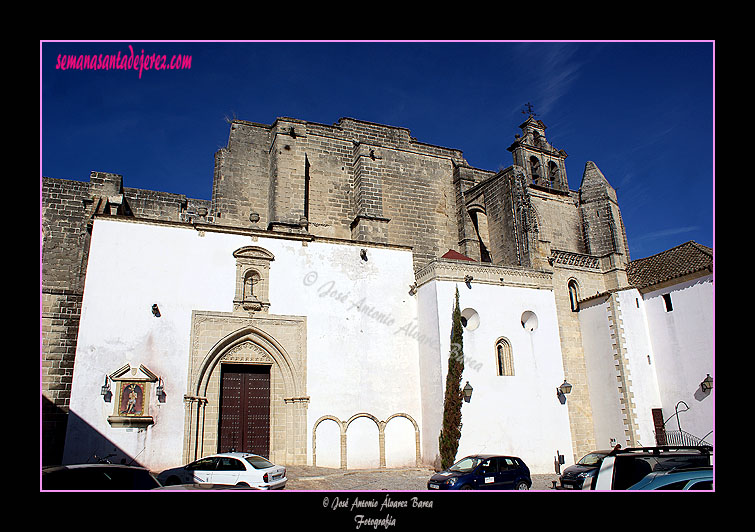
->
[[42, 396, 68, 466], [45, 400, 142, 468]]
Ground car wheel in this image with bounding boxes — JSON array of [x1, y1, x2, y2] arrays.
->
[[236, 482, 249, 487], [460, 484, 473, 490], [165, 476, 181, 486], [515, 480, 529, 490]]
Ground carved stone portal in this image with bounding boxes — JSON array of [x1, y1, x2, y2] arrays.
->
[[184, 311, 308, 466]]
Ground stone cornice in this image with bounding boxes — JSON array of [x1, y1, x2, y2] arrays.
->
[[550, 249, 627, 274], [415, 258, 552, 290], [90, 214, 413, 251]]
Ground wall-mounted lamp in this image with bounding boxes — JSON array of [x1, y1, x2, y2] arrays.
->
[[360, 249, 368, 261], [408, 283, 418, 296], [557, 379, 572, 403], [464, 275, 473, 289], [101, 375, 112, 402], [463, 381, 473, 403], [156, 377, 165, 402], [700, 374, 713, 392], [152, 304, 161, 317]]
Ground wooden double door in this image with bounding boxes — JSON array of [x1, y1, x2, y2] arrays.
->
[[218, 364, 270, 458]]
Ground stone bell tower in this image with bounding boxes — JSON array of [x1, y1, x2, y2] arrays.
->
[[507, 112, 569, 194]]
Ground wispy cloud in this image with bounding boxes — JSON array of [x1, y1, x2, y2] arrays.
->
[[625, 125, 677, 155], [633, 226, 700, 242], [510, 43, 586, 117], [537, 45, 584, 116]]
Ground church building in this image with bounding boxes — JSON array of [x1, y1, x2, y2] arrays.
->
[[41, 114, 714, 475]]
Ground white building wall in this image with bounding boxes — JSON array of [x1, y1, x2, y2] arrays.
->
[[421, 281, 574, 474], [578, 276, 714, 452], [64, 218, 422, 471], [615, 289, 662, 447], [578, 298, 627, 450], [643, 275, 714, 446], [281, 240, 421, 468], [64, 219, 236, 469], [416, 280, 444, 467], [579, 290, 665, 450]]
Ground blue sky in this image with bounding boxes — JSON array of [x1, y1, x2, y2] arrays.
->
[[40, 41, 714, 259]]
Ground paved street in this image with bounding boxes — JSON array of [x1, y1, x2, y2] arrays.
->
[[285, 465, 560, 491]]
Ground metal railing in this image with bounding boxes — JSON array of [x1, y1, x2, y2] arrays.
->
[[655, 401, 713, 448], [658, 430, 712, 447]]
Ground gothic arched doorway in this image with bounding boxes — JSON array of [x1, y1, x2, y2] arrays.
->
[[184, 314, 308, 465]]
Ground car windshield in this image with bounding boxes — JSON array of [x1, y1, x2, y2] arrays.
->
[[577, 453, 607, 466], [245, 456, 274, 469], [448, 457, 483, 473]]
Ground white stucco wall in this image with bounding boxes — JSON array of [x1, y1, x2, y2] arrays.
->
[[578, 276, 714, 451], [643, 275, 714, 446], [615, 289, 662, 447], [416, 280, 444, 466], [580, 291, 663, 450], [277, 239, 421, 468], [64, 218, 422, 471], [419, 280, 574, 474], [64, 219, 236, 469], [578, 297, 628, 449]]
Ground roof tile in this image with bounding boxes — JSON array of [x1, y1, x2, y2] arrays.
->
[[627, 241, 713, 289]]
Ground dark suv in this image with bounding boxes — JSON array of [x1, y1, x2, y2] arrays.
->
[[559, 446, 712, 490], [42, 464, 163, 490], [428, 454, 532, 490], [558, 450, 612, 490]]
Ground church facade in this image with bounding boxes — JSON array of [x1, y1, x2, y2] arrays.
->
[[41, 115, 714, 474]]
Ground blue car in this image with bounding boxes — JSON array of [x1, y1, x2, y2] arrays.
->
[[427, 454, 532, 490], [627, 467, 713, 490]]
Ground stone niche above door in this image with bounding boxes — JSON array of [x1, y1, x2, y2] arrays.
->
[[232, 246, 275, 313]]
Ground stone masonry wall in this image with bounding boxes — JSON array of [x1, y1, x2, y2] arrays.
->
[[211, 121, 272, 228], [42, 178, 91, 292], [453, 164, 496, 261], [125, 187, 211, 222], [551, 266, 603, 462], [529, 189, 586, 255], [210, 117, 469, 270], [41, 178, 90, 464], [41, 290, 82, 465]]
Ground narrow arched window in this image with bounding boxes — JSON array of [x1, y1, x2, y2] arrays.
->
[[568, 280, 580, 312], [548, 161, 560, 184], [495, 338, 514, 376], [469, 208, 492, 263], [529, 156, 541, 183]]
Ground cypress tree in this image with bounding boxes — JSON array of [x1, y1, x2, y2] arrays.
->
[[438, 286, 464, 470]]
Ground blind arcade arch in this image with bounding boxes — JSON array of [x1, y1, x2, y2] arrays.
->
[[312, 412, 421, 469]]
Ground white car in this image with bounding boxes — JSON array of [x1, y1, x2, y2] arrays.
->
[[160, 452, 287, 489]]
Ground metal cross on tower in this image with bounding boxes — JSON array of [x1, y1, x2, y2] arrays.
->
[[522, 102, 538, 117]]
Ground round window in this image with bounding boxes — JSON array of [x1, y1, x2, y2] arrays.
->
[[521, 311, 538, 331], [460, 308, 480, 331]]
